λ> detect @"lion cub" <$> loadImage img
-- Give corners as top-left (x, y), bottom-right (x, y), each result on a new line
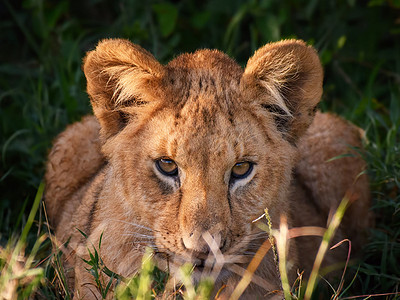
top-left (45, 39), bottom-right (372, 299)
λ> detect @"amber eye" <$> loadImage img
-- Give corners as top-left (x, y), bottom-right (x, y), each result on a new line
top-left (155, 158), bottom-right (178, 176)
top-left (231, 162), bottom-right (253, 179)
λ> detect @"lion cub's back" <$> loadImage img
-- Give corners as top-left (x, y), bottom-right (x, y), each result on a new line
top-left (45, 115), bottom-right (104, 230)
top-left (296, 112), bottom-right (373, 249)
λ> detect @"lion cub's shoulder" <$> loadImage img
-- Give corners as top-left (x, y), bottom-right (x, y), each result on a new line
top-left (45, 115), bottom-right (103, 228)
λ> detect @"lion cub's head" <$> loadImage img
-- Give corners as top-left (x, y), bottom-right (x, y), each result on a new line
top-left (83, 39), bottom-right (322, 277)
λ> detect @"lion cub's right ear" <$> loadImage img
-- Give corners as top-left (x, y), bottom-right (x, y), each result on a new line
top-left (83, 39), bottom-right (165, 139)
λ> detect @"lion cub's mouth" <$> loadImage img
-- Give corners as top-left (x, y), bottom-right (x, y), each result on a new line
top-left (186, 255), bottom-right (233, 284)
top-left (192, 252), bottom-right (216, 271)
top-left (154, 243), bottom-right (252, 286)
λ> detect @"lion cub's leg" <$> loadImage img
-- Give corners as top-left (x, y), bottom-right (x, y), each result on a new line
top-left (295, 112), bottom-right (373, 251)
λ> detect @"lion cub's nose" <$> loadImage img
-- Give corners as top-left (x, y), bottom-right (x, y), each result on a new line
top-left (182, 230), bottom-right (223, 254)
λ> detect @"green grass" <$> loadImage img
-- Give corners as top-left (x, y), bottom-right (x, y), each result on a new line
top-left (1, 0), bottom-right (399, 299)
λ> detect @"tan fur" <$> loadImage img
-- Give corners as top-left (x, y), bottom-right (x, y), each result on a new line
top-left (45, 39), bottom-right (372, 299)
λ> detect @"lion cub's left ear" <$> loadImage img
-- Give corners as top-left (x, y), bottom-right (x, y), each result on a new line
top-left (241, 40), bottom-right (323, 143)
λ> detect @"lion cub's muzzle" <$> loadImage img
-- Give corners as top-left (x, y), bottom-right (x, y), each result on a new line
top-left (181, 229), bottom-right (228, 275)
top-left (181, 225), bottom-right (228, 266)
top-left (182, 230), bottom-right (225, 252)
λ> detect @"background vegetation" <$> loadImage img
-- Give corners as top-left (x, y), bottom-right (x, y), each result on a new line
top-left (0, 0), bottom-right (399, 298)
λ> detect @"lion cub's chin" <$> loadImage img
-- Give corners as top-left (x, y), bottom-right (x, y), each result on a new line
top-left (154, 252), bottom-right (232, 284)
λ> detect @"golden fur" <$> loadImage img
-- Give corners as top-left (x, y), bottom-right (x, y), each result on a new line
top-left (45, 39), bottom-right (372, 299)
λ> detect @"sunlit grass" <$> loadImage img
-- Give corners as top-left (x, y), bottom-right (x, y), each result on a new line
top-left (0, 183), bottom-right (45, 299)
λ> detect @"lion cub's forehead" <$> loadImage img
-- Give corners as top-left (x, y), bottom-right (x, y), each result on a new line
top-left (148, 49), bottom-right (260, 166)
top-left (149, 104), bottom-right (260, 170)
top-left (164, 49), bottom-right (244, 112)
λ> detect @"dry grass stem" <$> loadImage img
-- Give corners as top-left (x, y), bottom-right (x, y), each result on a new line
top-left (304, 192), bottom-right (351, 300)
top-left (229, 239), bottom-right (273, 300)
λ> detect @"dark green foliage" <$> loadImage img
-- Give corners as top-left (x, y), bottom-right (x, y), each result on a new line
top-left (0, 0), bottom-right (399, 298)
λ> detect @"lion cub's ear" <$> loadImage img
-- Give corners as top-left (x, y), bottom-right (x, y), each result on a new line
top-left (241, 40), bottom-right (323, 143)
top-left (83, 39), bottom-right (165, 139)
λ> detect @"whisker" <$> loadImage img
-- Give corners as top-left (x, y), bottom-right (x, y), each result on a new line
top-left (126, 239), bottom-right (157, 244)
top-left (122, 233), bottom-right (155, 239)
top-left (126, 241), bottom-right (159, 250)
top-left (110, 219), bottom-right (155, 232)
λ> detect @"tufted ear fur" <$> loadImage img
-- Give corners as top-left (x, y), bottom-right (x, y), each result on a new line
top-left (241, 40), bottom-right (323, 144)
top-left (83, 39), bottom-right (165, 140)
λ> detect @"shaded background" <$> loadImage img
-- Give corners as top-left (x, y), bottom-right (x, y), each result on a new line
top-left (0, 0), bottom-right (399, 298)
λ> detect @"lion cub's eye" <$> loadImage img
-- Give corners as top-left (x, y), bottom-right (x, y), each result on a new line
top-left (155, 158), bottom-right (178, 176)
top-left (231, 162), bottom-right (253, 179)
